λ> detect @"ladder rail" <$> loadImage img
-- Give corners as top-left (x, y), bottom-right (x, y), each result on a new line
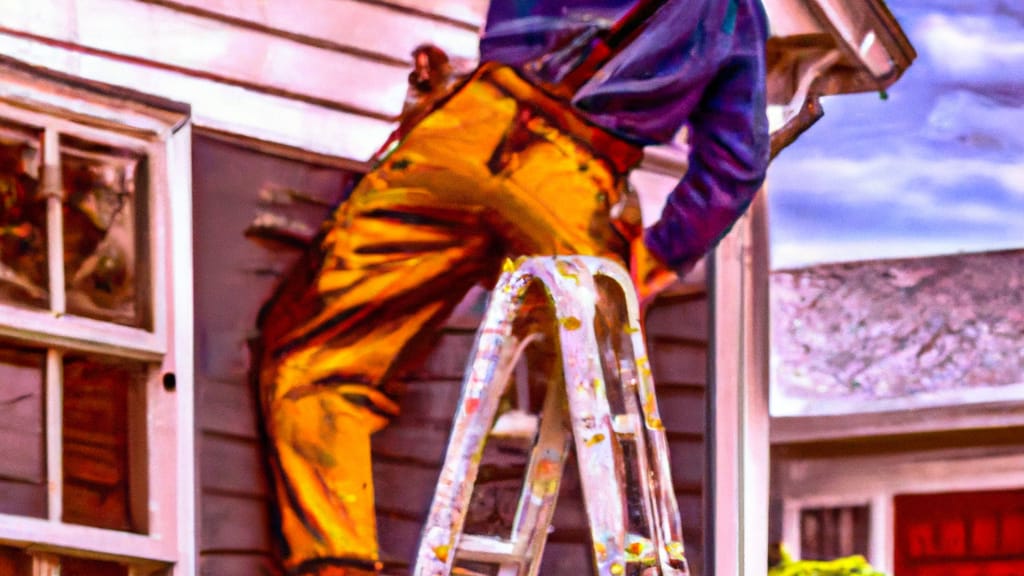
top-left (415, 257), bottom-right (629, 575)
top-left (414, 266), bottom-right (532, 576)
top-left (549, 258), bottom-right (630, 575)
top-left (509, 375), bottom-right (569, 576)
top-left (581, 257), bottom-right (688, 573)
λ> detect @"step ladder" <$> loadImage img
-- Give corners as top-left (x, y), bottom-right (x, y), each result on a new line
top-left (413, 256), bottom-right (690, 576)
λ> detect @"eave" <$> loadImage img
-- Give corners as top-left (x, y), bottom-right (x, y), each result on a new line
top-left (763, 0), bottom-right (916, 156)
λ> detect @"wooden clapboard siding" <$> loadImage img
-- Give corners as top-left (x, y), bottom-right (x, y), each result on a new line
top-left (0, 0), bottom-right (408, 120)
top-left (370, 0), bottom-right (491, 28)
top-left (373, 324), bottom-right (475, 570)
top-left (647, 291), bottom-right (711, 576)
top-left (147, 0), bottom-right (482, 63)
top-left (651, 291), bottom-right (710, 576)
top-left (0, 0), bottom-right (487, 161)
top-left (192, 134), bottom-right (357, 573)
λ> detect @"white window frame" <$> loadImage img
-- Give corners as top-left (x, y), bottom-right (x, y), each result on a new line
top-left (0, 64), bottom-right (194, 576)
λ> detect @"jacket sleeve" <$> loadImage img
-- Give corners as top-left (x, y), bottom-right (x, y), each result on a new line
top-left (643, 1), bottom-right (770, 274)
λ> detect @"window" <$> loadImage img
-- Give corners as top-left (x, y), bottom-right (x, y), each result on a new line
top-left (0, 64), bottom-right (192, 575)
top-left (799, 504), bottom-right (871, 561)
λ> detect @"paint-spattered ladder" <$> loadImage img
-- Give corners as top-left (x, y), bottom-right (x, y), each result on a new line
top-left (413, 256), bottom-right (690, 576)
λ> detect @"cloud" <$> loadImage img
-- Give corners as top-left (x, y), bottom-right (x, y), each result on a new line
top-left (769, 152), bottom-right (1024, 202)
top-left (925, 90), bottom-right (1024, 152)
top-left (767, 150), bottom-right (1024, 268)
top-left (915, 13), bottom-right (1024, 87)
top-left (771, 236), bottom-right (1024, 270)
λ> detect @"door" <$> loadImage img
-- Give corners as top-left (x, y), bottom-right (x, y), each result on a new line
top-left (895, 488), bottom-right (1024, 576)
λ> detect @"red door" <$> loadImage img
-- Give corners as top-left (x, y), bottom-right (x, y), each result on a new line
top-left (895, 488), bottom-right (1024, 576)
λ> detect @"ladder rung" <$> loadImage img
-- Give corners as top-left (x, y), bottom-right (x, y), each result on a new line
top-left (456, 535), bottom-right (520, 564)
top-left (489, 410), bottom-right (539, 442)
top-left (612, 413), bottom-right (639, 437)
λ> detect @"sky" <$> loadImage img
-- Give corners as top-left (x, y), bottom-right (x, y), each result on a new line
top-left (767, 0), bottom-right (1024, 270)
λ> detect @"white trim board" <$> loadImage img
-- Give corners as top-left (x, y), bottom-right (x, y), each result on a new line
top-left (772, 387), bottom-right (1024, 444)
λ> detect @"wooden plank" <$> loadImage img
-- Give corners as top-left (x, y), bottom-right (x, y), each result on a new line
top-left (197, 379), bottom-right (260, 439)
top-left (551, 494), bottom-right (588, 534)
top-left (1, 0), bottom-right (412, 120)
top-left (537, 541), bottom-right (592, 574)
top-left (648, 338), bottom-right (707, 386)
top-left (658, 387), bottom-right (706, 436)
top-left (677, 493), bottom-right (703, 529)
top-left (372, 0), bottom-right (490, 28)
top-left (373, 460), bottom-right (440, 519)
top-left (761, 0), bottom-right (823, 37)
top-left (669, 437), bottom-right (705, 489)
top-left (393, 379), bottom-right (460, 425)
top-left (415, 331), bottom-right (477, 381)
top-left (372, 424), bottom-right (450, 467)
top-left (376, 513), bottom-right (423, 567)
top-left (0, 33), bottom-right (393, 161)
top-left (198, 552), bottom-right (280, 576)
top-left (200, 493), bottom-right (273, 553)
top-left (162, 119), bottom-right (196, 576)
top-left (645, 295), bottom-right (709, 341)
top-left (149, 0), bottom-right (481, 63)
top-left (200, 434), bottom-right (268, 497)
top-left (773, 398), bottom-right (1024, 444)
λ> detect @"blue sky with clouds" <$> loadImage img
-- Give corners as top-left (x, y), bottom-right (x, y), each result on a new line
top-left (767, 0), bottom-right (1024, 269)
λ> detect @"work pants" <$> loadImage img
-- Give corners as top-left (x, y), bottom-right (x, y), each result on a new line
top-left (258, 63), bottom-right (642, 575)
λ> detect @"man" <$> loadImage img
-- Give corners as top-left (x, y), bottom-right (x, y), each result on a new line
top-left (257, 1), bottom-right (769, 574)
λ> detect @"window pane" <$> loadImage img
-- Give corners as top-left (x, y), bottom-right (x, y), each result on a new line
top-left (0, 343), bottom-right (47, 518)
top-left (0, 120), bottom-right (47, 308)
top-left (800, 505), bottom-right (870, 560)
top-left (60, 136), bottom-right (147, 328)
top-left (61, 555), bottom-right (129, 576)
top-left (0, 545), bottom-right (32, 575)
top-left (63, 353), bottom-right (147, 532)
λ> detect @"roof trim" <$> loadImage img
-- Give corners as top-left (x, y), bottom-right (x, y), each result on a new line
top-left (772, 393), bottom-right (1024, 444)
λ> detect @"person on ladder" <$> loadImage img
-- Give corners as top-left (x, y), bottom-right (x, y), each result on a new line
top-left (256, 0), bottom-right (770, 574)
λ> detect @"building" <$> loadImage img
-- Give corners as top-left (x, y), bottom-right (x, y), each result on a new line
top-left (0, 1), bottom-right (912, 574)
top-left (771, 249), bottom-right (1024, 575)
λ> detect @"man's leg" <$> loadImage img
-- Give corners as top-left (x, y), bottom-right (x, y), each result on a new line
top-left (260, 188), bottom-right (496, 574)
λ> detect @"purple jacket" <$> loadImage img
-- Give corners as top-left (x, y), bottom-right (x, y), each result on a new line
top-left (480, 0), bottom-right (770, 273)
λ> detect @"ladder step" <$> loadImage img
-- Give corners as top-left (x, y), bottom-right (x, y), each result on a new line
top-left (456, 535), bottom-right (520, 564)
top-left (489, 410), bottom-right (539, 442)
top-left (612, 413), bottom-right (640, 437)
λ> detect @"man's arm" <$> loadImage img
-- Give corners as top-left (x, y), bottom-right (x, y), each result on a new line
top-left (644, 0), bottom-right (770, 275)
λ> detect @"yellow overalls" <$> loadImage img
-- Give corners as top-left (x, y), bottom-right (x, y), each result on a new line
top-left (258, 63), bottom-right (642, 574)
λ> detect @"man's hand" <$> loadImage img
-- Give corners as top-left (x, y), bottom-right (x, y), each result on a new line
top-left (630, 236), bottom-right (677, 313)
